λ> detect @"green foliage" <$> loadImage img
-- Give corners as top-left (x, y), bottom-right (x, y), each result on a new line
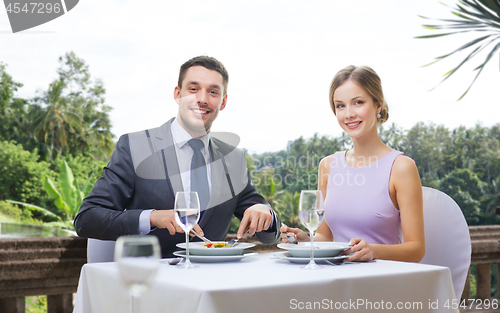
top-left (4, 159), bottom-right (96, 230)
top-left (278, 191), bottom-right (302, 229)
top-left (482, 174), bottom-right (500, 223)
top-left (0, 200), bottom-right (39, 224)
top-left (416, 0), bottom-right (500, 100)
top-left (48, 154), bottom-right (106, 194)
top-left (439, 168), bottom-right (484, 224)
top-left (0, 63), bottom-right (39, 154)
top-left (6, 200), bottom-right (61, 222)
top-left (26, 296), bottom-right (47, 313)
top-left (0, 53), bottom-right (113, 225)
top-left (0, 141), bottom-right (56, 208)
top-left (1, 52), bottom-right (114, 162)
top-left (30, 52), bottom-right (115, 161)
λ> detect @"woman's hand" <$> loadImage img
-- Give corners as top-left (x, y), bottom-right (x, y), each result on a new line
top-left (279, 224), bottom-right (309, 243)
top-left (344, 238), bottom-right (375, 262)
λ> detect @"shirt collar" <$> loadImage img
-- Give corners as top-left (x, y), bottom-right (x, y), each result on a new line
top-left (171, 118), bottom-right (210, 150)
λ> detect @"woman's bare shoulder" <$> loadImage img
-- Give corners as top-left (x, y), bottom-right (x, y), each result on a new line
top-left (392, 154), bottom-right (420, 183)
top-left (319, 154), bottom-right (335, 169)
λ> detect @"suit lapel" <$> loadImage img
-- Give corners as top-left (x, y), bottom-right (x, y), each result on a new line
top-left (152, 118), bottom-right (184, 195)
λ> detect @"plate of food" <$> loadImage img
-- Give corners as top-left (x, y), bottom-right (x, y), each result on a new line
top-left (274, 251), bottom-right (349, 265)
top-left (173, 250), bottom-right (257, 263)
top-left (176, 242), bottom-right (256, 256)
top-left (277, 241), bottom-right (350, 258)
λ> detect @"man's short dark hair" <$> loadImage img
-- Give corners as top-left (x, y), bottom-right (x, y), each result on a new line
top-left (178, 56), bottom-right (229, 95)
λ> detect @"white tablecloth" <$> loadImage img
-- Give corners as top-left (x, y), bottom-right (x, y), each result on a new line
top-left (73, 253), bottom-right (458, 313)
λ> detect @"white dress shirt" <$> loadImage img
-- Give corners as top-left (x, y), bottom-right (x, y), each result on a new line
top-left (139, 118), bottom-right (211, 235)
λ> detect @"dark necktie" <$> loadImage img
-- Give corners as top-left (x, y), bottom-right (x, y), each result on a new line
top-left (188, 139), bottom-right (210, 216)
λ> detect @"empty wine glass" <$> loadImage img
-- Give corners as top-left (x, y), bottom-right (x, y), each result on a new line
top-left (299, 190), bottom-right (325, 269)
top-left (114, 235), bottom-right (161, 313)
top-left (174, 191), bottom-right (200, 269)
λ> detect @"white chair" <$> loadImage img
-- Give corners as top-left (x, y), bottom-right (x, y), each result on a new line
top-left (419, 186), bottom-right (471, 300)
top-left (87, 238), bottom-right (116, 263)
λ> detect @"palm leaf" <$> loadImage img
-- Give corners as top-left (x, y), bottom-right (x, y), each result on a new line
top-left (5, 200), bottom-right (61, 220)
top-left (43, 176), bottom-right (69, 212)
top-left (418, 14), bottom-right (486, 24)
top-left (443, 35), bottom-right (499, 81)
top-left (431, 46), bottom-right (481, 85)
top-left (436, 34), bottom-right (492, 59)
top-left (417, 0), bottom-right (500, 99)
top-left (72, 179), bottom-right (85, 220)
top-left (478, 0), bottom-right (500, 14)
top-left (458, 41), bottom-right (500, 99)
top-left (415, 29), bottom-right (488, 39)
top-left (58, 160), bottom-right (77, 210)
top-left (465, 0), bottom-right (500, 22)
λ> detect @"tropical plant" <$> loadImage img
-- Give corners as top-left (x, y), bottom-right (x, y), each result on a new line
top-left (31, 80), bottom-right (81, 160)
top-left (255, 170), bottom-right (284, 206)
top-left (416, 0), bottom-right (500, 100)
top-left (19, 52), bottom-right (115, 161)
top-left (43, 160), bottom-right (94, 222)
top-left (6, 160), bottom-right (95, 229)
top-left (57, 52), bottom-right (114, 159)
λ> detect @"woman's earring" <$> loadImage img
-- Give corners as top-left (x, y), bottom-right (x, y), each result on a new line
top-left (377, 113), bottom-right (381, 119)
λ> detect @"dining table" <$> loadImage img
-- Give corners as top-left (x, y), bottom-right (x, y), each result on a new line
top-left (73, 252), bottom-right (459, 313)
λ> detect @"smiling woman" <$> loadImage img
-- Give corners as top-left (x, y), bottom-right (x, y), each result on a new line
top-left (280, 65), bottom-right (425, 263)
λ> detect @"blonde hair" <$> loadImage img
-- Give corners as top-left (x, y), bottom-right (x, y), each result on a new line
top-left (328, 65), bottom-right (389, 125)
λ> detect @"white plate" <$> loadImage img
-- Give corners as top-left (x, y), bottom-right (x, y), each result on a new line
top-left (274, 252), bottom-right (349, 265)
top-left (173, 250), bottom-right (258, 263)
top-left (176, 242), bottom-right (256, 256)
top-left (277, 241), bottom-right (350, 258)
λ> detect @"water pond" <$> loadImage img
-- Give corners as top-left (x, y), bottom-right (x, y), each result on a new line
top-left (0, 222), bottom-right (76, 238)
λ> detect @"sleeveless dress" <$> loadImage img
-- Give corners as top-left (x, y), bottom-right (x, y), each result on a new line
top-left (324, 150), bottom-right (404, 244)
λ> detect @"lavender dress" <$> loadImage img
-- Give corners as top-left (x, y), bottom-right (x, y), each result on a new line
top-left (324, 150), bottom-right (405, 244)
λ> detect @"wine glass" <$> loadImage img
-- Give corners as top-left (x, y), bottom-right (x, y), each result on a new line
top-left (174, 191), bottom-right (200, 269)
top-left (299, 190), bottom-right (325, 269)
top-left (114, 235), bottom-right (161, 313)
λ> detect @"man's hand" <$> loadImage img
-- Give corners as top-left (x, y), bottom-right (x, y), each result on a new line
top-left (237, 204), bottom-right (273, 239)
top-left (150, 210), bottom-right (203, 236)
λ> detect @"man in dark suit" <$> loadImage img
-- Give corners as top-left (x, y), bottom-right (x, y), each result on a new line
top-left (74, 56), bottom-right (281, 258)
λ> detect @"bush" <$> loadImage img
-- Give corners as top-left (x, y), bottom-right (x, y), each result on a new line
top-left (0, 141), bottom-right (56, 208)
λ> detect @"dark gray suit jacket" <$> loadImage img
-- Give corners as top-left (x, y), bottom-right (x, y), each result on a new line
top-left (74, 118), bottom-right (280, 258)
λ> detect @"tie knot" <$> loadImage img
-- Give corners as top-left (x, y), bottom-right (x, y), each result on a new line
top-left (188, 138), bottom-right (205, 151)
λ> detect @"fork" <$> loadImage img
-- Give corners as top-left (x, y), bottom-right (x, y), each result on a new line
top-left (281, 223), bottom-right (297, 244)
top-left (227, 229), bottom-right (250, 247)
top-left (227, 237), bottom-right (241, 247)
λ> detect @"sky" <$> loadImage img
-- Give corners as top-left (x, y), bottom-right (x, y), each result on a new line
top-left (1, 0), bottom-right (499, 155)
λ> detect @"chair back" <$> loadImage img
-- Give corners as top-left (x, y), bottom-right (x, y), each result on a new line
top-left (87, 238), bottom-right (116, 263)
top-left (420, 187), bottom-right (471, 300)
